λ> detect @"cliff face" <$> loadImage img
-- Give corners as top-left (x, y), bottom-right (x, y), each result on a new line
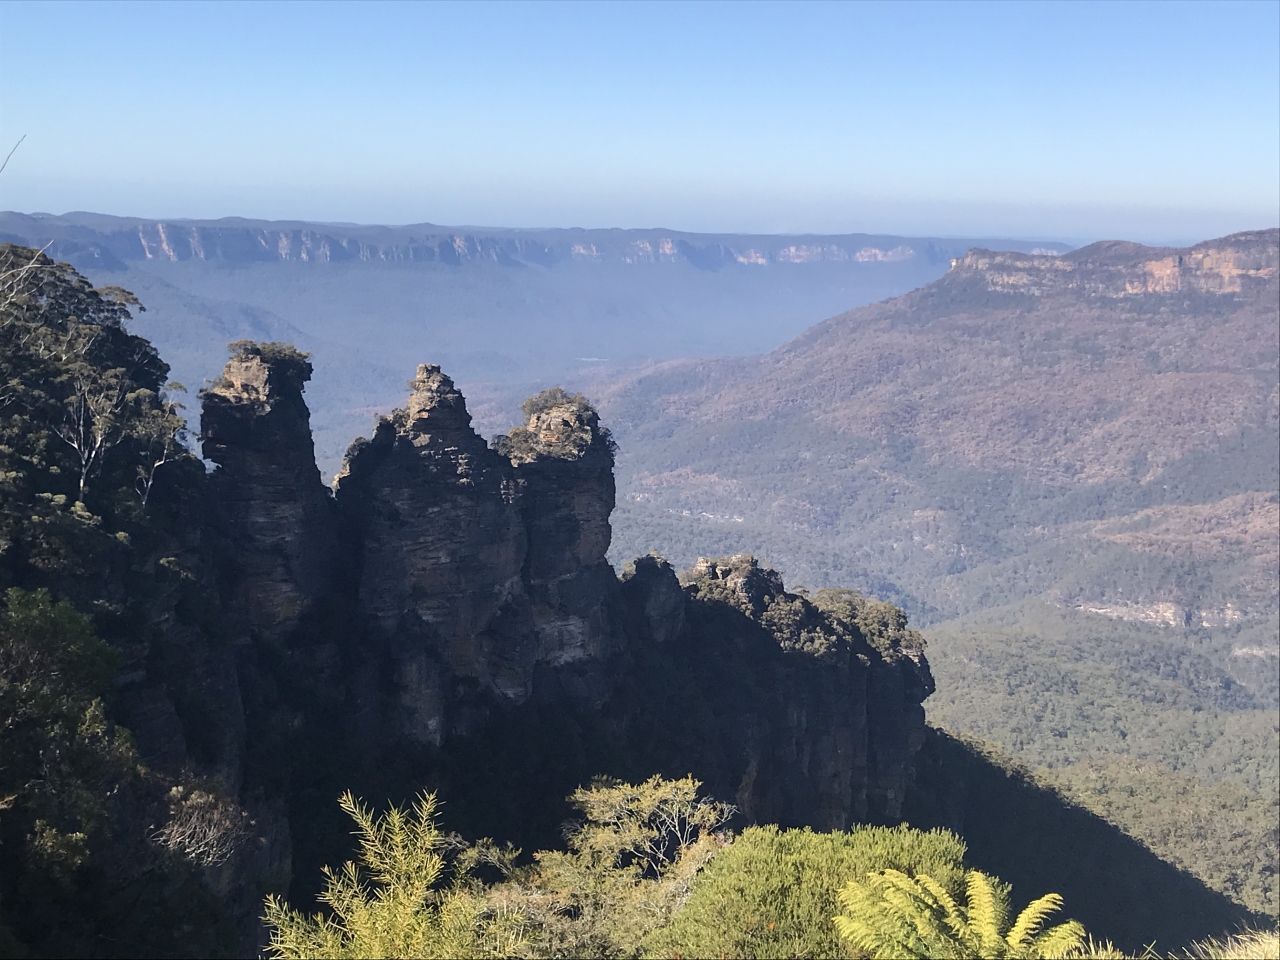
top-left (950, 230), bottom-right (1278, 298)
top-left (333, 364), bottom-right (532, 740)
top-left (0, 211), bottom-right (1073, 275)
top-left (180, 344), bottom-right (939, 948)
top-left (197, 346), bottom-right (934, 836)
top-left (200, 342), bottom-right (337, 641)
top-left (671, 556), bottom-right (932, 826)
top-left (498, 390), bottom-right (619, 669)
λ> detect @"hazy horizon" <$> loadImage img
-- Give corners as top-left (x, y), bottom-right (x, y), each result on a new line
top-left (5, 207), bottom-right (1270, 252)
top-left (2, 0), bottom-right (1277, 245)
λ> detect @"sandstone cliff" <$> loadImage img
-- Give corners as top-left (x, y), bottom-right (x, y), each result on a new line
top-left (194, 344), bottom-right (935, 844)
top-left (9, 339), bottom-right (933, 955)
top-left (201, 340), bottom-right (338, 641)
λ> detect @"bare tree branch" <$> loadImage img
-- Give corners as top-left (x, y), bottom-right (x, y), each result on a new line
top-left (0, 135), bottom-right (24, 176)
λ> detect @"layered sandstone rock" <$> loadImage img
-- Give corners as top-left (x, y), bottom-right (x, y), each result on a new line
top-left (495, 389), bottom-right (618, 666)
top-left (201, 341), bottom-right (337, 640)
top-left (199, 349), bottom-right (936, 831)
top-left (334, 365), bottom-right (533, 741)
top-left (951, 230), bottom-right (1279, 298)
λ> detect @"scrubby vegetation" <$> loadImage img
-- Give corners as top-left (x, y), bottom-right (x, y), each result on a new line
top-left (644, 821), bottom-right (966, 959)
top-left (266, 779), bottom-right (1275, 959)
top-left (495, 386), bottom-right (616, 463)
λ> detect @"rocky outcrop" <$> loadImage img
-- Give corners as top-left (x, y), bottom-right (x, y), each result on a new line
top-left (951, 229), bottom-right (1279, 298)
top-left (334, 364), bottom-right (532, 740)
top-left (674, 554), bottom-right (933, 825)
top-left (620, 554), bottom-right (686, 643)
top-left (496, 389), bottom-right (618, 667)
top-left (197, 348), bottom-right (936, 827)
top-left (201, 341), bottom-right (337, 641)
top-left (188, 345), bottom-right (938, 942)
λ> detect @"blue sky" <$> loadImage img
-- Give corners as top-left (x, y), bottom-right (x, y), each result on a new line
top-left (1, 0), bottom-right (1277, 242)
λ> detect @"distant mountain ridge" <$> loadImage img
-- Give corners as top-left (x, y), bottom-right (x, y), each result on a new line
top-left (600, 229), bottom-right (1279, 633)
top-left (0, 211), bottom-right (1068, 271)
top-left (0, 211), bottom-right (1073, 472)
top-left (595, 230), bottom-right (1280, 919)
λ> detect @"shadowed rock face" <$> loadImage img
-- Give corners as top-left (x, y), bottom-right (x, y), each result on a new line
top-left (674, 554), bottom-right (933, 825)
top-left (200, 342), bottom-right (337, 640)
top-left (497, 390), bottom-right (619, 666)
top-left (334, 364), bottom-right (532, 739)
top-left (199, 347), bottom-right (935, 830)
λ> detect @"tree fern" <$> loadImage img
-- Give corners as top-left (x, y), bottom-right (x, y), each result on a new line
top-left (834, 868), bottom-right (1087, 959)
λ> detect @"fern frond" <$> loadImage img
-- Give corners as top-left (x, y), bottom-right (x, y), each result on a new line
top-left (1030, 919), bottom-right (1086, 959)
top-left (1007, 892), bottom-right (1064, 948)
top-left (964, 870), bottom-right (1009, 954)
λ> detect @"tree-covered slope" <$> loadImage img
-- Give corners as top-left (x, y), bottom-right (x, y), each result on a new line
top-left (600, 231), bottom-right (1279, 631)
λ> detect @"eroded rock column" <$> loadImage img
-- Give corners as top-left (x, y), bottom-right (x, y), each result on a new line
top-left (201, 341), bottom-right (336, 641)
top-left (494, 389), bottom-right (618, 666)
top-left (334, 364), bottom-right (532, 742)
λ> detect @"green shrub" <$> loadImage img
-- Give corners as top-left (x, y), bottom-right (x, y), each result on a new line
top-left (263, 791), bottom-right (524, 960)
top-left (642, 823), bottom-right (967, 959)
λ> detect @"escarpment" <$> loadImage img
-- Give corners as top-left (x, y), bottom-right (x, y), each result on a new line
top-left (196, 343), bottom-right (934, 836)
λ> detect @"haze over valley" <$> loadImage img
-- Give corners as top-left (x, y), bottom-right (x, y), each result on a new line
top-left (1, 2), bottom-right (1276, 957)
top-left (0, 211), bottom-right (1071, 470)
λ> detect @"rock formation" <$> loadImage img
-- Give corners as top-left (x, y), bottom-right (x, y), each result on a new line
top-left (180, 343), bottom-right (940, 953)
top-left (333, 364), bottom-right (532, 740)
top-left (496, 389), bottom-right (619, 669)
top-left (200, 340), bottom-right (337, 641)
top-left (196, 346), bottom-right (934, 833)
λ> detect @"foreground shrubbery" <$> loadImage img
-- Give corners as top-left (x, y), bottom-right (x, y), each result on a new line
top-left (265, 778), bottom-right (1275, 960)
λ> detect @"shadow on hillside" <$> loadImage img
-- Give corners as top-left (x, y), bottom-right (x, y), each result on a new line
top-left (903, 726), bottom-right (1266, 953)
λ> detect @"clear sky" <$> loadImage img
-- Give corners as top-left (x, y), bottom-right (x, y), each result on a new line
top-left (1, 0), bottom-right (1277, 243)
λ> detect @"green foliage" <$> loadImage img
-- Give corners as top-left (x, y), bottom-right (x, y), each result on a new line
top-left (833, 868), bottom-right (1086, 959)
top-left (1048, 757), bottom-right (1278, 919)
top-left (1178, 929), bottom-right (1280, 959)
top-left (0, 587), bottom-right (125, 846)
top-left (680, 554), bottom-right (928, 664)
top-left (225, 339), bottom-right (314, 383)
top-left (0, 587), bottom-right (230, 957)
top-left (0, 243), bottom-right (182, 506)
top-left (0, 243), bottom-right (197, 602)
top-left (923, 601), bottom-right (1278, 920)
top-left (925, 602), bottom-right (1277, 785)
top-left (521, 387), bottom-right (586, 421)
top-left (497, 775), bottom-right (733, 958)
top-left (267, 776), bottom-right (731, 960)
top-left (263, 790), bottom-right (524, 960)
top-left (643, 823), bottom-right (968, 960)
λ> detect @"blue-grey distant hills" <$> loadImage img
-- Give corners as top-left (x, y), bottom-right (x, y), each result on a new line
top-left (0, 211), bottom-right (1070, 470)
